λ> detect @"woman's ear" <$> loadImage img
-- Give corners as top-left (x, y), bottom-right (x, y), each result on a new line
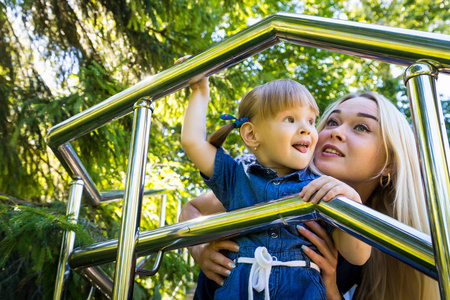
top-left (381, 162), bottom-right (395, 177)
top-left (240, 122), bottom-right (259, 149)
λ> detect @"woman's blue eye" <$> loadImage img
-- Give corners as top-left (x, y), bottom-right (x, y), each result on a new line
top-left (326, 119), bottom-right (338, 126)
top-left (355, 124), bottom-right (370, 132)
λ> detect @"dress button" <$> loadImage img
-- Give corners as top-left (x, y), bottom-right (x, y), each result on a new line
top-left (270, 232), bottom-right (278, 238)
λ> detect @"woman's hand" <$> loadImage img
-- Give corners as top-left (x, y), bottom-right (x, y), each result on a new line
top-left (298, 221), bottom-right (342, 300)
top-left (300, 175), bottom-right (361, 204)
top-left (188, 240), bottom-right (239, 286)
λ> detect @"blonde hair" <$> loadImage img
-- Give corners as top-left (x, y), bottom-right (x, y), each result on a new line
top-left (208, 79), bottom-right (318, 148)
top-left (315, 92), bottom-right (439, 300)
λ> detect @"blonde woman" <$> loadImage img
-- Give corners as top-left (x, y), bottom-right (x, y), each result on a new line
top-left (179, 91), bottom-right (439, 299)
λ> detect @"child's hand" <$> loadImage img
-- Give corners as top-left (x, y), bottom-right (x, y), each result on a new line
top-left (174, 55), bottom-right (209, 92)
top-left (299, 175), bottom-right (361, 204)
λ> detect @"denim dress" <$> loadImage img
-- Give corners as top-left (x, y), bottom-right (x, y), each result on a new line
top-left (202, 148), bottom-right (327, 300)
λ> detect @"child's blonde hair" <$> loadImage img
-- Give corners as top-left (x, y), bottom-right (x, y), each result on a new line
top-left (208, 79), bottom-right (318, 148)
top-left (315, 91), bottom-right (439, 300)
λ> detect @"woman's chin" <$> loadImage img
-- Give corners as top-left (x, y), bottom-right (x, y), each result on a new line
top-left (314, 160), bottom-right (342, 176)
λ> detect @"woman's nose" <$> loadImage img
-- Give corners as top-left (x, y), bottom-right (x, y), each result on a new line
top-left (331, 127), bottom-right (345, 141)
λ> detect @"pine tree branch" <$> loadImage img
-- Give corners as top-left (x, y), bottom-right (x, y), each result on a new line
top-left (0, 192), bottom-right (50, 207)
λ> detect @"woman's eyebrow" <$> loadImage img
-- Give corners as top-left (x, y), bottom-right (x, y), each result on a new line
top-left (330, 109), bottom-right (378, 122)
top-left (330, 109), bottom-right (341, 115)
top-left (357, 112), bottom-right (379, 122)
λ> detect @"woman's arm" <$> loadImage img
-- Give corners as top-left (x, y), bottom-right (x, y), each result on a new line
top-left (178, 191), bottom-right (239, 285)
top-left (300, 176), bottom-right (372, 266)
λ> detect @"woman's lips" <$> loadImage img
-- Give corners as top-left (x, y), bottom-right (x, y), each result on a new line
top-left (321, 144), bottom-right (344, 157)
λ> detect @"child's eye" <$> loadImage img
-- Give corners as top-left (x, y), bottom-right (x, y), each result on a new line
top-left (308, 119), bottom-right (315, 125)
top-left (283, 116), bottom-right (295, 123)
top-left (354, 124), bottom-right (370, 132)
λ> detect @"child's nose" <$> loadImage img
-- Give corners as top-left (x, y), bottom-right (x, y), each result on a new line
top-left (299, 127), bottom-right (310, 135)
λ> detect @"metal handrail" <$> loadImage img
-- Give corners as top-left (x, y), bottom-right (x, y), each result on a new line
top-left (47, 13), bottom-right (450, 149)
top-left (68, 195), bottom-right (437, 279)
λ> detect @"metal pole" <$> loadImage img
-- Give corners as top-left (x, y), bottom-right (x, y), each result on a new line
top-left (135, 193), bottom-right (167, 271)
top-left (54, 178), bottom-right (84, 299)
top-left (80, 267), bottom-right (113, 298)
top-left (159, 194), bottom-right (167, 227)
top-left (112, 98), bottom-right (153, 299)
top-left (69, 196), bottom-right (437, 278)
top-left (404, 60), bottom-right (450, 299)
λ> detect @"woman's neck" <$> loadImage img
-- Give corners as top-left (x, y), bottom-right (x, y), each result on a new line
top-left (348, 179), bottom-right (380, 205)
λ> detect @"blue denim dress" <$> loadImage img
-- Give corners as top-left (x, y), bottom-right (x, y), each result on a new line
top-left (202, 148), bottom-right (327, 300)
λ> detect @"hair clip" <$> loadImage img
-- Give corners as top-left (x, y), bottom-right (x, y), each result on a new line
top-left (220, 114), bottom-right (249, 128)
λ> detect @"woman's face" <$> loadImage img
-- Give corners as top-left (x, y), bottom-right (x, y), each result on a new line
top-left (314, 97), bottom-right (387, 198)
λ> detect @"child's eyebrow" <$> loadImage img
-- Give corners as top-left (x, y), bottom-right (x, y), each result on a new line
top-left (330, 109), bottom-right (378, 122)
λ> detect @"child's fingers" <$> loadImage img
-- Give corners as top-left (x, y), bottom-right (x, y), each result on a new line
top-left (300, 177), bottom-right (325, 201)
top-left (309, 181), bottom-right (340, 203)
top-left (174, 55), bottom-right (192, 65)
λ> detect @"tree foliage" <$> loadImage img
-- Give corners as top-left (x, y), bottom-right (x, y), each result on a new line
top-left (1, 0), bottom-right (449, 298)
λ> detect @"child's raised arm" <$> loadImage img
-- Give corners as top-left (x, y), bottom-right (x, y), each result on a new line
top-left (300, 176), bottom-right (372, 266)
top-left (178, 56), bottom-right (217, 178)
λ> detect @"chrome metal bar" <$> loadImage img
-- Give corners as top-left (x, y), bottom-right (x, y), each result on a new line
top-left (135, 250), bottom-right (163, 276)
top-left (100, 189), bottom-right (165, 203)
top-left (136, 193), bottom-right (167, 271)
top-left (59, 143), bottom-right (165, 205)
top-left (69, 195), bottom-right (437, 279)
top-left (113, 98), bottom-right (153, 299)
top-left (46, 13), bottom-right (450, 152)
top-left (80, 267), bottom-right (113, 299)
top-left (87, 286), bottom-right (95, 300)
top-left (405, 61), bottom-right (450, 298)
top-left (59, 143), bottom-right (102, 204)
top-left (54, 178), bottom-right (84, 300)
top-left (159, 193), bottom-right (167, 227)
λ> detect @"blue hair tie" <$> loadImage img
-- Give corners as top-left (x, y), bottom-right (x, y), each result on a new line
top-left (220, 114), bottom-right (249, 128)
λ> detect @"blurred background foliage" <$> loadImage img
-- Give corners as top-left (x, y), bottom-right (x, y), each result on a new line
top-left (1, 0), bottom-right (449, 298)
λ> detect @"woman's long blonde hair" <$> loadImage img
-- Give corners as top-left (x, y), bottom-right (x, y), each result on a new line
top-left (316, 92), bottom-right (439, 300)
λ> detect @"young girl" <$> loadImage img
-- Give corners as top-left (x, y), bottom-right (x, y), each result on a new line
top-left (181, 72), bottom-right (371, 299)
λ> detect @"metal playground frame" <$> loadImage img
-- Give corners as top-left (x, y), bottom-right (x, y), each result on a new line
top-left (47, 13), bottom-right (450, 299)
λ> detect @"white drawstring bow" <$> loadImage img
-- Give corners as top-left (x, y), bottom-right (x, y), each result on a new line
top-left (237, 246), bottom-right (320, 300)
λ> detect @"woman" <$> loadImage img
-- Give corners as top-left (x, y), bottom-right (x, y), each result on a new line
top-left (179, 92), bottom-right (439, 299)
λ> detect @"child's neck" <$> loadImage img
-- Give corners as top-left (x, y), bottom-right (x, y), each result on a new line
top-left (255, 156), bottom-right (300, 178)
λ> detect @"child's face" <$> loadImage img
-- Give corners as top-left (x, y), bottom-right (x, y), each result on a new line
top-left (252, 105), bottom-right (318, 177)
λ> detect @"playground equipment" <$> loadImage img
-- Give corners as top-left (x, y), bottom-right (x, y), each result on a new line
top-left (47, 13), bottom-right (450, 299)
